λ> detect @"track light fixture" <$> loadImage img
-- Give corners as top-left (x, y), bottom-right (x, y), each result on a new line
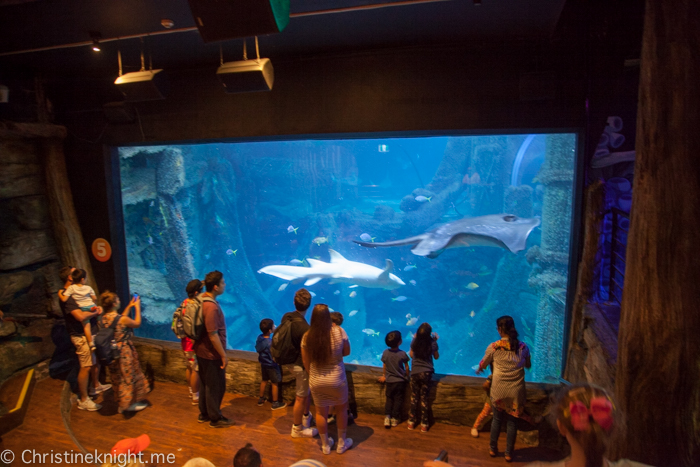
top-left (90, 31), bottom-right (102, 52)
top-left (114, 37), bottom-right (168, 101)
top-left (217, 37), bottom-right (274, 93)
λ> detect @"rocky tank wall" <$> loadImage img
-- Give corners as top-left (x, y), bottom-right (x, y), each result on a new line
top-left (0, 122), bottom-right (95, 384)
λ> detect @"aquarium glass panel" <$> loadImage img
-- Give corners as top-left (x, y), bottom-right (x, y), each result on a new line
top-left (118, 134), bottom-right (577, 382)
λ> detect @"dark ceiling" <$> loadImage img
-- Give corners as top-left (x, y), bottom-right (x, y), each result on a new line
top-left (0, 0), bottom-right (568, 77)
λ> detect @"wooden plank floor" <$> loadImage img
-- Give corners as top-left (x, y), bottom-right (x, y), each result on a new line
top-left (1, 378), bottom-right (563, 466)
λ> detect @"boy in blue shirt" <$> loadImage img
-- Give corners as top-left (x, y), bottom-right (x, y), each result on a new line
top-left (378, 330), bottom-right (410, 428)
top-left (255, 319), bottom-right (286, 410)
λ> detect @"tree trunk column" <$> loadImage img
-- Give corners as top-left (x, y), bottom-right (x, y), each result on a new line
top-left (41, 133), bottom-right (99, 293)
top-left (613, 2), bottom-right (700, 466)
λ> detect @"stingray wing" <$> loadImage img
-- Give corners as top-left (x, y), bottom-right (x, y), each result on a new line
top-left (434, 214), bottom-right (540, 254)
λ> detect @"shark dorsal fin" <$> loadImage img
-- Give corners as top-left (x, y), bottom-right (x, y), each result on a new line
top-left (378, 259), bottom-right (394, 281)
top-left (306, 258), bottom-right (324, 267)
top-left (328, 249), bottom-right (348, 263)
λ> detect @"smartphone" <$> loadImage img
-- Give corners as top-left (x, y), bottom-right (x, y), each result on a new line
top-left (133, 293), bottom-right (139, 299)
top-left (435, 450), bottom-right (448, 462)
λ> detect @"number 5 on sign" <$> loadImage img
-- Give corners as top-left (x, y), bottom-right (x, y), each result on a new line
top-left (92, 238), bottom-right (112, 262)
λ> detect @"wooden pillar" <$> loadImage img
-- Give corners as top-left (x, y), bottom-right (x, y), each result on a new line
top-left (36, 125), bottom-right (98, 293)
top-left (612, 2), bottom-right (700, 465)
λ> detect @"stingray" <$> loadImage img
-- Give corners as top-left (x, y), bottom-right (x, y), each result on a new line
top-left (354, 214), bottom-right (541, 258)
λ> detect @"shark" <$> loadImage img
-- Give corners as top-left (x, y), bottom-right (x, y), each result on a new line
top-left (257, 249), bottom-right (405, 290)
top-left (354, 214), bottom-right (541, 258)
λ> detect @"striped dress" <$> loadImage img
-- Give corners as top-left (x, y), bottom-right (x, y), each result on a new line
top-left (302, 326), bottom-right (349, 407)
top-left (480, 337), bottom-right (530, 417)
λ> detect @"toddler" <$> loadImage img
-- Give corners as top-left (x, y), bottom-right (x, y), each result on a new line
top-left (255, 318), bottom-right (285, 410)
top-left (63, 269), bottom-right (99, 351)
top-left (378, 330), bottom-right (410, 428)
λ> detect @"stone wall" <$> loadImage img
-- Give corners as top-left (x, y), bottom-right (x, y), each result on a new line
top-left (132, 337), bottom-right (563, 449)
top-left (0, 127), bottom-right (64, 382)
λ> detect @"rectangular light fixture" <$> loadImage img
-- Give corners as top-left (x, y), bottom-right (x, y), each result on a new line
top-left (114, 69), bottom-right (168, 101)
top-left (217, 58), bottom-right (274, 93)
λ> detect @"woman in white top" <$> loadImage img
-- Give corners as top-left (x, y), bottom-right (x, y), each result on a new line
top-left (301, 304), bottom-right (352, 455)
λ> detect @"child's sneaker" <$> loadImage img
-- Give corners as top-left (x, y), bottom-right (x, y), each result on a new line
top-left (384, 416), bottom-right (391, 429)
top-left (302, 412), bottom-right (314, 428)
top-left (291, 424), bottom-right (318, 438)
top-left (471, 427), bottom-right (479, 438)
top-left (257, 397), bottom-right (266, 406)
top-left (271, 401), bottom-right (286, 411)
top-left (407, 420), bottom-right (416, 430)
top-left (326, 414), bottom-right (336, 424)
top-left (321, 437), bottom-right (334, 455)
top-left (390, 418), bottom-right (399, 427)
top-left (77, 398), bottom-right (101, 411)
top-left (336, 438), bottom-right (353, 454)
top-left (192, 392), bottom-right (199, 405)
top-left (420, 424), bottom-right (429, 433)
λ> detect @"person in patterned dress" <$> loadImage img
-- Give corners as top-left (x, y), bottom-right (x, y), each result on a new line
top-left (477, 315), bottom-right (530, 462)
top-left (99, 291), bottom-right (151, 414)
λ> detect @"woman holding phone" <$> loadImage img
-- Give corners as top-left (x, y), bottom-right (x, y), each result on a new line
top-left (99, 291), bottom-right (151, 414)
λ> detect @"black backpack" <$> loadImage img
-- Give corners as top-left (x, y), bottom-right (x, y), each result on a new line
top-left (271, 313), bottom-right (303, 365)
top-left (94, 314), bottom-right (123, 366)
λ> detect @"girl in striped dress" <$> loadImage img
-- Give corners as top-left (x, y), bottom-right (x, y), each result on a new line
top-left (477, 315), bottom-right (530, 462)
top-left (301, 304), bottom-right (353, 455)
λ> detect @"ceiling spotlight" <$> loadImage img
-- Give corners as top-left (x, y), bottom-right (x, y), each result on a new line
top-left (217, 37), bottom-right (274, 93)
top-left (90, 31), bottom-right (102, 52)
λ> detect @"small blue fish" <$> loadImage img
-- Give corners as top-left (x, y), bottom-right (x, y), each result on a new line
top-left (147, 235), bottom-right (154, 245)
top-left (415, 195), bottom-right (432, 203)
top-left (406, 317), bottom-right (419, 326)
top-left (287, 225), bottom-right (299, 234)
top-left (349, 310), bottom-right (359, 316)
top-left (359, 233), bottom-right (376, 242)
top-left (149, 200), bottom-right (155, 207)
top-left (391, 296), bottom-right (408, 302)
top-left (362, 328), bottom-right (380, 337)
top-left (226, 249), bottom-right (237, 256)
top-left (309, 291), bottom-right (316, 297)
top-left (349, 291), bottom-right (357, 298)
top-left (334, 290), bottom-right (340, 295)
top-left (290, 259), bottom-right (304, 266)
top-left (409, 280), bottom-right (416, 286)
top-left (278, 283), bottom-right (288, 292)
top-left (403, 265), bottom-right (417, 271)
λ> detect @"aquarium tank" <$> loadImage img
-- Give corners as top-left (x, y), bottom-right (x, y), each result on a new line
top-left (117, 133), bottom-right (577, 382)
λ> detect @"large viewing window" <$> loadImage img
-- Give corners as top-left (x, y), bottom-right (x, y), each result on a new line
top-left (117, 133), bottom-right (577, 381)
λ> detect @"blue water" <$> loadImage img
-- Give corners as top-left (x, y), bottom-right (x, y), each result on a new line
top-left (118, 134), bottom-right (576, 381)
